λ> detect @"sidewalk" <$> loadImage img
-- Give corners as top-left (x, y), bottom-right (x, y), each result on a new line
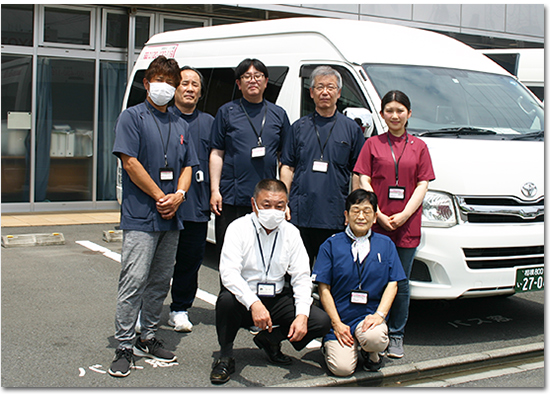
top-left (1, 211), bottom-right (120, 228)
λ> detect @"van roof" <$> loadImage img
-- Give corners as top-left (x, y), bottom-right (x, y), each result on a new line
top-left (146, 17), bottom-right (507, 75)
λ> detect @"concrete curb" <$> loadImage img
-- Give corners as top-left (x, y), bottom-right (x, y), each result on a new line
top-left (269, 342), bottom-right (544, 387)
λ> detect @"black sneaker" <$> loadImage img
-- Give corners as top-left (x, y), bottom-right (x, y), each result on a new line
top-left (133, 337), bottom-right (177, 362)
top-left (361, 350), bottom-right (384, 372)
top-left (108, 347), bottom-right (134, 377)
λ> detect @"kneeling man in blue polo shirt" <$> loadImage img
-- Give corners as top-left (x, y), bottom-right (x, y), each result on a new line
top-left (109, 55), bottom-right (198, 377)
top-left (312, 189), bottom-right (406, 376)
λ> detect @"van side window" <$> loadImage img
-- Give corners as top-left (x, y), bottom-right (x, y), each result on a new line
top-left (300, 64), bottom-right (374, 133)
top-left (126, 66), bottom-right (289, 117)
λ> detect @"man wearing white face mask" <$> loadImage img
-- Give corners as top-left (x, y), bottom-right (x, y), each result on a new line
top-left (210, 179), bottom-right (331, 384)
top-left (110, 56), bottom-right (198, 378)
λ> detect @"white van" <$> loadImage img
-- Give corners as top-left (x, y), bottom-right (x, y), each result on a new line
top-left (117, 18), bottom-right (544, 300)
top-left (480, 48), bottom-right (544, 101)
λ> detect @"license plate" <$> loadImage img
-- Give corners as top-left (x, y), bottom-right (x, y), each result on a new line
top-left (515, 267), bottom-right (544, 293)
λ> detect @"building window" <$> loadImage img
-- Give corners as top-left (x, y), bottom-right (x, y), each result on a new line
top-left (161, 16), bottom-right (206, 33)
top-left (104, 11), bottom-right (129, 49)
top-left (135, 15), bottom-right (153, 50)
top-left (1, 4), bottom-right (34, 47)
top-left (42, 6), bottom-right (93, 47)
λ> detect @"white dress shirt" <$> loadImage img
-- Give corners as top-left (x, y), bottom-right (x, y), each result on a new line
top-left (219, 212), bottom-right (313, 317)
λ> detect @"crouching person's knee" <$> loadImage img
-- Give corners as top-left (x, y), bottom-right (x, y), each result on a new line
top-left (323, 340), bottom-right (357, 377)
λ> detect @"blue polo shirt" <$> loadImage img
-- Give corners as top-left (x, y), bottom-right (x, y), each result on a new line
top-left (280, 111), bottom-right (365, 230)
top-left (169, 106), bottom-right (214, 223)
top-left (312, 231), bottom-right (406, 342)
top-left (113, 100), bottom-right (199, 232)
top-left (210, 97), bottom-right (291, 207)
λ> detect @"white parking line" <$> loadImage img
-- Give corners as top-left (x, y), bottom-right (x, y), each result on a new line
top-left (77, 240), bottom-right (322, 348)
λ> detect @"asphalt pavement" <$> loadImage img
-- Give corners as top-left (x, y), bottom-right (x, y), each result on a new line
top-left (0, 214), bottom-right (545, 393)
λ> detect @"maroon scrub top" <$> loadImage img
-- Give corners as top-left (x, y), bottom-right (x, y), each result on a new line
top-left (354, 131), bottom-right (435, 248)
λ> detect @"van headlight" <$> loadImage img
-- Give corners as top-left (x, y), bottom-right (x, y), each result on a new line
top-left (422, 191), bottom-right (458, 227)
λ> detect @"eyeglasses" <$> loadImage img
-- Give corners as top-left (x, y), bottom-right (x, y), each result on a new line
top-left (241, 73), bottom-right (265, 82)
top-left (313, 84), bottom-right (339, 92)
top-left (349, 208), bottom-right (374, 217)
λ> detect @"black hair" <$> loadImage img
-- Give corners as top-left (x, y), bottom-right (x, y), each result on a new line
top-left (253, 179), bottom-right (288, 199)
top-left (345, 189), bottom-right (378, 213)
top-left (381, 90), bottom-right (411, 112)
top-left (144, 55), bottom-right (181, 87)
top-left (235, 58), bottom-right (269, 81)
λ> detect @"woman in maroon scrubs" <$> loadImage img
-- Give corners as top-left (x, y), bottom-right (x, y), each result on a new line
top-left (353, 90), bottom-right (435, 359)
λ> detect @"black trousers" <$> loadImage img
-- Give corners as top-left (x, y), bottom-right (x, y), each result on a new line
top-left (215, 204), bottom-right (252, 257)
top-left (298, 227), bottom-right (342, 269)
top-left (215, 285), bottom-right (331, 352)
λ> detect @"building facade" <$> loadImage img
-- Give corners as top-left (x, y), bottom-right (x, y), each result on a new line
top-left (1, 4), bottom-right (544, 213)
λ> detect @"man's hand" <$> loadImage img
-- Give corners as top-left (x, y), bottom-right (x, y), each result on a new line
top-left (360, 313), bottom-right (384, 332)
top-left (250, 301), bottom-right (273, 332)
top-left (333, 321), bottom-right (354, 347)
top-left (287, 315), bottom-right (308, 342)
top-left (156, 192), bottom-right (184, 220)
top-left (210, 190), bottom-right (223, 216)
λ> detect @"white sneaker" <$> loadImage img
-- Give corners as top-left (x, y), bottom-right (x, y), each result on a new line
top-left (168, 311), bottom-right (193, 332)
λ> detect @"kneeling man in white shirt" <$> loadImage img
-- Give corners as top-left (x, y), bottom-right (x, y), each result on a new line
top-left (210, 178), bottom-right (331, 384)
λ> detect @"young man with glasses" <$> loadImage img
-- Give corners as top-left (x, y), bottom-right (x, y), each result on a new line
top-left (209, 58), bottom-right (291, 254)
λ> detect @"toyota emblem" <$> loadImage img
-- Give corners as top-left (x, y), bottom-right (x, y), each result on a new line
top-left (521, 182), bottom-right (537, 198)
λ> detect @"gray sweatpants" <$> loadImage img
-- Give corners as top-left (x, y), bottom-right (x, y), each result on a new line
top-left (114, 229), bottom-right (179, 349)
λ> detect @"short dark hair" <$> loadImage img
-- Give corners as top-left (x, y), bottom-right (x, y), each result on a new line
top-left (253, 179), bottom-right (288, 199)
top-left (381, 90), bottom-right (411, 112)
top-left (345, 189), bottom-right (378, 213)
top-left (144, 55), bottom-right (181, 87)
top-left (235, 58), bottom-right (269, 81)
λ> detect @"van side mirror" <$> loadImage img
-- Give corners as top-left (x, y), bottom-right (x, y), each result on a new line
top-left (343, 107), bottom-right (374, 137)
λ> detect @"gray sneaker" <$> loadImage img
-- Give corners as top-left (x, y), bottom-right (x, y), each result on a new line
top-left (387, 336), bottom-right (404, 358)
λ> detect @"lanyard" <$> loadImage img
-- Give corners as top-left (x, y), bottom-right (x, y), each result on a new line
top-left (240, 99), bottom-right (267, 146)
top-left (355, 258), bottom-right (367, 291)
top-left (255, 227), bottom-right (279, 281)
top-left (146, 102), bottom-right (172, 167)
top-left (313, 113), bottom-right (338, 161)
top-left (387, 132), bottom-right (408, 185)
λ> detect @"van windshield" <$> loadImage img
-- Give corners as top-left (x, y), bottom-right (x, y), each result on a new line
top-left (363, 64), bottom-right (544, 139)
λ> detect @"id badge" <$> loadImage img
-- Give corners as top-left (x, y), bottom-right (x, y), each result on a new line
top-left (312, 159), bottom-right (329, 173)
top-left (257, 282), bottom-right (276, 297)
top-left (159, 167), bottom-right (174, 181)
top-left (388, 186), bottom-right (406, 200)
top-left (350, 290), bottom-right (368, 305)
top-left (251, 146), bottom-right (266, 158)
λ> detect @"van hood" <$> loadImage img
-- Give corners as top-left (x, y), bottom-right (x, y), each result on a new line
top-left (421, 137), bottom-right (544, 201)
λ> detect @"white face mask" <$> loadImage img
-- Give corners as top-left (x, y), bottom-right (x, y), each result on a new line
top-left (254, 199), bottom-right (286, 230)
top-left (148, 82), bottom-right (176, 106)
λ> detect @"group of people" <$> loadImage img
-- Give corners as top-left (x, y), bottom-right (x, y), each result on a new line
top-left (109, 55), bottom-right (435, 383)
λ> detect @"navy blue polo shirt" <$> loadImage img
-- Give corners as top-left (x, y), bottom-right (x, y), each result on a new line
top-left (113, 100), bottom-right (199, 232)
top-left (280, 111), bottom-right (365, 230)
top-left (169, 106), bottom-right (214, 223)
top-left (210, 97), bottom-right (291, 207)
top-left (312, 231), bottom-right (406, 342)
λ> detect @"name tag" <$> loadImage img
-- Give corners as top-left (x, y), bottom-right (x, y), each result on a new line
top-left (312, 159), bottom-right (329, 173)
top-left (159, 168), bottom-right (174, 181)
top-left (350, 290), bottom-right (368, 304)
top-left (251, 146), bottom-right (266, 158)
top-left (388, 186), bottom-right (406, 200)
top-left (257, 282), bottom-right (276, 297)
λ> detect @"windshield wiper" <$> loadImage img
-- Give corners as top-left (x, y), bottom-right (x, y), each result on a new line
top-left (510, 130), bottom-right (545, 141)
top-left (417, 127), bottom-right (497, 137)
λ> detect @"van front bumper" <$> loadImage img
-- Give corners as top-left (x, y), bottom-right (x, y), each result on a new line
top-left (410, 222), bottom-right (544, 300)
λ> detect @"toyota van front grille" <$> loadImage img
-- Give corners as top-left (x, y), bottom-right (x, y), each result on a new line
top-left (457, 196), bottom-right (544, 223)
